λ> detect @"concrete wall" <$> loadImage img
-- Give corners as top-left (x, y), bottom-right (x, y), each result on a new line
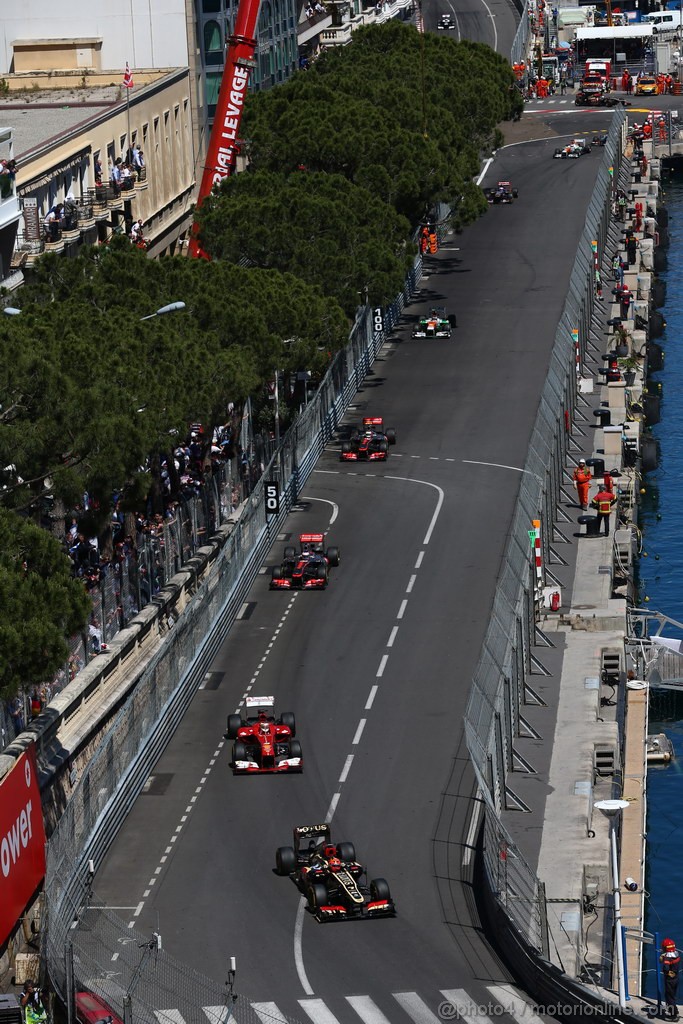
top-left (0, 1), bottom-right (189, 75)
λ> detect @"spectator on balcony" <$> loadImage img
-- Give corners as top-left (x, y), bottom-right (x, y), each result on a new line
top-left (133, 145), bottom-right (145, 177)
top-left (130, 218), bottom-right (145, 245)
top-left (110, 157), bottom-right (123, 194)
top-left (63, 193), bottom-right (78, 230)
top-left (43, 203), bottom-right (64, 241)
top-left (121, 162), bottom-right (135, 190)
top-left (94, 155), bottom-right (103, 185)
top-left (0, 159), bottom-right (15, 198)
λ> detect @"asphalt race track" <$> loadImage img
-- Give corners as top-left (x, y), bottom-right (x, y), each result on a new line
top-left (93, 123), bottom-right (607, 1023)
top-left (426, 0), bottom-right (518, 52)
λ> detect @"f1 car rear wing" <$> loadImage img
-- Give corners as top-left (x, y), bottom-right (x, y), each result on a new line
top-left (293, 822), bottom-right (330, 849)
top-left (362, 417), bottom-right (384, 427)
top-left (245, 695), bottom-right (275, 710)
top-left (299, 533), bottom-right (325, 544)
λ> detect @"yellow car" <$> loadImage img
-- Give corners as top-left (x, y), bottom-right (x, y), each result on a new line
top-left (636, 75), bottom-right (658, 95)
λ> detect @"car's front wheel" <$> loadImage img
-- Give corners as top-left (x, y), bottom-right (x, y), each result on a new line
top-left (370, 878), bottom-right (391, 901)
top-left (308, 882), bottom-right (329, 910)
top-left (276, 846), bottom-right (297, 875)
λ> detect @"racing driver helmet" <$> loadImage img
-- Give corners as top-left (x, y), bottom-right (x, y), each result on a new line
top-left (259, 719), bottom-right (270, 736)
top-left (327, 857), bottom-right (342, 873)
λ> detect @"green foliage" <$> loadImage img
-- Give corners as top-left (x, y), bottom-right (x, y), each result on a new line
top-left (197, 170), bottom-right (413, 315)
top-left (0, 242), bottom-right (348, 524)
top-left (0, 509), bottom-right (91, 700)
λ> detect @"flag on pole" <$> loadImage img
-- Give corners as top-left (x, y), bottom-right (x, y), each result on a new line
top-left (123, 62), bottom-right (134, 89)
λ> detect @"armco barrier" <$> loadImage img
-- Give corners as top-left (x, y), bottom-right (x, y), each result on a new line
top-left (40, 254), bottom-right (423, 1024)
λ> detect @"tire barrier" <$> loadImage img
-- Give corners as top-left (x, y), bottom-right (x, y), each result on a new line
top-left (657, 204), bottom-right (669, 228)
top-left (657, 226), bottom-right (670, 249)
top-left (654, 247), bottom-right (668, 273)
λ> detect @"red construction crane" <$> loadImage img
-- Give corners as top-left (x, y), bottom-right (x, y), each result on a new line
top-left (188, 0), bottom-right (261, 257)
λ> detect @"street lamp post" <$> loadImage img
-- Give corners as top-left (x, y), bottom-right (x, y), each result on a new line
top-left (139, 301), bottom-right (186, 321)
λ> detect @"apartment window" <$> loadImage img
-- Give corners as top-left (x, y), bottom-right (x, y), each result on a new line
top-left (206, 71), bottom-right (222, 117)
top-left (204, 20), bottom-right (223, 64)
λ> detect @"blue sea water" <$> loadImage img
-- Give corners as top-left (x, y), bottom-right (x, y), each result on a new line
top-left (639, 172), bottom-right (683, 996)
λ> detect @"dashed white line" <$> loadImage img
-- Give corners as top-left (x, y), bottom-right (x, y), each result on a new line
top-left (407, 575), bottom-right (417, 593)
top-left (111, 953), bottom-right (119, 961)
top-left (415, 551), bottom-right (424, 569)
top-left (377, 655), bottom-right (388, 677)
top-left (352, 719), bottom-right (367, 744)
top-left (339, 754), bottom-right (354, 783)
top-left (133, 901), bottom-right (144, 917)
top-left (398, 599), bottom-right (408, 619)
top-left (365, 685), bottom-right (378, 710)
top-left (387, 626), bottom-right (398, 648)
top-left (325, 792), bottom-right (340, 823)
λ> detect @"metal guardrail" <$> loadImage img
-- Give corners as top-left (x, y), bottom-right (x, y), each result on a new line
top-left (464, 110), bottom-right (627, 952)
top-left (43, 253), bottom-right (423, 1024)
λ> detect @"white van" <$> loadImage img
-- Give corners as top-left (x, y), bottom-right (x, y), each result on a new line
top-left (643, 11), bottom-right (681, 30)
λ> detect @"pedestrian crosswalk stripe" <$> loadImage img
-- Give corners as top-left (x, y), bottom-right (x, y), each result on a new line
top-left (393, 992), bottom-right (442, 1024)
top-left (486, 985), bottom-right (546, 1023)
top-left (345, 996), bottom-right (393, 1024)
top-left (439, 990), bottom-right (494, 1023)
top-left (203, 1007), bottom-right (232, 1024)
top-left (299, 999), bottom-right (343, 1024)
top-left (252, 1003), bottom-right (291, 1024)
top-left (155, 1012), bottom-right (189, 1024)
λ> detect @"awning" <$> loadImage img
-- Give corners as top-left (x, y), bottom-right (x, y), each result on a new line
top-left (651, 636), bottom-right (683, 655)
top-left (19, 146), bottom-right (92, 196)
top-left (558, 10), bottom-right (588, 27)
top-left (576, 24), bottom-right (654, 38)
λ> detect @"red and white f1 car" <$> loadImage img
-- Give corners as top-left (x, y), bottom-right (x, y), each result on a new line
top-left (227, 696), bottom-right (302, 773)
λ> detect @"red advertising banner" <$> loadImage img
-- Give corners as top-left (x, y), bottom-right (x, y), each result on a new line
top-left (0, 747), bottom-right (46, 946)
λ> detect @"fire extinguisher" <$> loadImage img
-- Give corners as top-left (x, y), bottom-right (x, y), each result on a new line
top-left (550, 591), bottom-right (561, 612)
top-left (635, 202), bottom-right (643, 232)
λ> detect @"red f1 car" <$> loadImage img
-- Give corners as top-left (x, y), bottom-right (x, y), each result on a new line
top-left (275, 823), bottom-right (395, 921)
top-left (226, 696), bottom-right (302, 773)
top-left (270, 533), bottom-right (340, 589)
top-left (340, 417), bottom-right (397, 461)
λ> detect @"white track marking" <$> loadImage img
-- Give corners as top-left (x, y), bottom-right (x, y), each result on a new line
top-left (477, 156), bottom-right (494, 185)
top-left (345, 996), bottom-right (393, 1024)
top-left (440, 991), bottom-right (493, 1023)
top-left (393, 993), bottom-right (442, 1024)
top-left (377, 655), bottom-right (388, 677)
top-left (299, 1000), bottom-right (343, 1024)
top-left (398, 599), bottom-right (408, 619)
top-left (202, 1008), bottom-right (231, 1024)
top-left (300, 495), bottom-right (339, 527)
top-left (325, 792), bottom-right (340, 822)
top-left (293, 899), bottom-right (315, 997)
top-left (387, 626), bottom-right (398, 647)
top-left (236, 603), bottom-right (250, 619)
top-left (252, 1005), bottom-right (291, 1024)
top-left (352, 719), bottom-right (367, 744)
top-left (415, 551), bottom-right (424, 569)
top-left (365, 685), bottom-right (378, 709)
top-left (462, 796), bottom-right (484, 869)
top-left (154, 1011), bottom-right (187, 1024)
top-left (486, 986), bottom-right (546, 1023)
top-left (407, 575), bottom-right (417, 593)
top-left (339, 754), bottom-right (354, 783)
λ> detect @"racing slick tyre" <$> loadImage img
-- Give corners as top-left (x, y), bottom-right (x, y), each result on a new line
top-left (341, 441), bottom-right (352, 457)
top-left (233, 740), bottom-right (247, 763)
top-left (284, 546), bottom-right (296, 560)
top-left (271, 566), bottom-right (283, 581)
top-left (288, 739), bottom-right (303, 760)
top-left (227, 714), bottom-right (243, 740)
top-left (337, 841), bottom-right (356, 862)
top-left (448, 314), bottom-right (457, 329)
top-left (316, 566), bottom-right (328, 584)
top-left (378, 440), bottom-right (388, 456)
top-left (385, 429), bottom-right (397, 446)
top-left (325, 546), bottom-right (340, 567)
top-left (276, 846), bottom-right (297, 876)
top-left (370, 878), bottom-right (391, 901)
top-left (280, 712), bottom-right (296, 736)
top-left (512, 189), bottom-right (519, 198)
top-left (307, 882), bottom-right (329, 910)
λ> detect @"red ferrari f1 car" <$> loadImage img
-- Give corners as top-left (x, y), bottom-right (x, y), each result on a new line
top-left (275, 823), bottom-right (395, 921)
top-left (226, 696), bottom-right (302, 773)
top-left (270, 533), bottom-right (340, 590)
top-left (340, 417), bottom-right (397, 461)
